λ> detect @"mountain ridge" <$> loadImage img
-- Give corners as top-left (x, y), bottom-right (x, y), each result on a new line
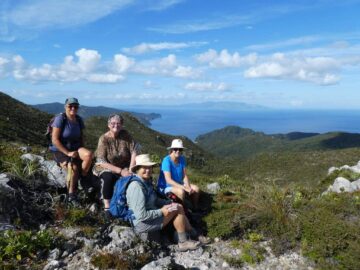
top-left (32, 102), bottom-right (160, 126)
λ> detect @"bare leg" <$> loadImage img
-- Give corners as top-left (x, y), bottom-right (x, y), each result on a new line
top-left (78, 147), bottom-right (93, 176)
top-left (170, 186), bottom-right (186, 201)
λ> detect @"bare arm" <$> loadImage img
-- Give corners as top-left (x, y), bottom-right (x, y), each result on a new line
top-left (164, 171), bottom-right (185, 190)
top-left (52, 127), bottom-right (78, 158)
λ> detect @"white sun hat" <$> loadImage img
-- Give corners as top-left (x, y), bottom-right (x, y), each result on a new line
top-left (130, 154), bottom-right (158, 173)
top-left (167, 139), bottom-right (186, 150)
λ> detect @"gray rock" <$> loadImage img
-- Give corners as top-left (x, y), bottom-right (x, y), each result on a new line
top-left (18, 146), bottom-right (32, 153)
top-left (141, 256), bottom-right (173, 270)
top-left (332, 177), bottom-right (353, 193)
top-left (41, 160), bottom-right (67, 188)
top-left (43, 260), bottom-right (61, 270)
top-left (207, 182), bottom-right (221, 194)
top-left (104, 225), bottom-right (138, 252)
top-left (48, 248), bottom-right (60, 260)
top-left (351, 179), bottom-right (360, 191)
top-left (327, 166), bottom-right (338, 175)
top-left (21, 153), bottom-right (44, 163)
top-left (0, 173), bottom-right (13, 191)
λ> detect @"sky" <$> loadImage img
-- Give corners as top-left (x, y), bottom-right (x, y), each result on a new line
top-left (0, 0), bottom-right (360, 109)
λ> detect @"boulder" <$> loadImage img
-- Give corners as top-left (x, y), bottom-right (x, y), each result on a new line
top-left (332, 177), bottom-right (353, 193)
top-left (328, 166), bottom-right (338, 175)
top-left (21, 153), bottom-right (66, 188)
top-left (21, 153), bottom-right (44, 163)
top-left (0, 173), bottom-right (13, 191)
top-left (207, 182), bottom-right (221, 194)
top-left (351, 179), bottom-right (360, 191)
top-left (103, 225), bottom-right (138, 253)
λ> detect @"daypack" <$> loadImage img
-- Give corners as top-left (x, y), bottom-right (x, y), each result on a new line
top-left (109, 175), bottom-right (148, 223)
top-left (45, 113), bottom-right (81, 144)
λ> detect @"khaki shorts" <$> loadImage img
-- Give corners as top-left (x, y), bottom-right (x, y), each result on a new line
top-left (134, 216), bottom-right (164, 234)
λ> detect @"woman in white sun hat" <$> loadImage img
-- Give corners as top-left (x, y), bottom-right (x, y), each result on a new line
top-left (126, 154), bottom-right (204, 251)
top-left (157, 139), bottom-right (201, 211)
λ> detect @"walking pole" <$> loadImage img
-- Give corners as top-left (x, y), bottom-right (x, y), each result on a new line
top-left (66, 157), bottom-right (74, 202)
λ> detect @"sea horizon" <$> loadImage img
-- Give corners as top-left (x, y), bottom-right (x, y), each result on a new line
top-left (126, 108), bottom-right (360, 140)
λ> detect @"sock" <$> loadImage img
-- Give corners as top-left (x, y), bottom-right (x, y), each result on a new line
top-left (104, 207), bottom-right (110, 212)
top-left (178, 232), bottom-right (187, 243)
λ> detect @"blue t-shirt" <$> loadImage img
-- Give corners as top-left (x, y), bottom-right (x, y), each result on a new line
top-left (49, 114), bottom-right (85, 152)
top-left (157, 155), bottom-right (186, 193)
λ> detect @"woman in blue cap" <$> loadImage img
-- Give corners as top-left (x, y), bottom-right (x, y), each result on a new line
top-left (50, 97), bottom-right (93, 206)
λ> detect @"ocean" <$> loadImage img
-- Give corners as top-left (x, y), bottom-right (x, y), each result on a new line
top-left (129, 108), bottom-right (360, 141)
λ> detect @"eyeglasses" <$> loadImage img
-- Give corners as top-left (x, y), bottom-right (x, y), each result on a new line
top-left (67, 104), bottom-right (79, 110)
top-left (173, 148), bottom-right (183, 152)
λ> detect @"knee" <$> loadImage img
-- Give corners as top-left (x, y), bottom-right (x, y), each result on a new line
top-left (83, 150), bottom-right (93, 161)
top-left (192, 185), bottom-right (200, 193)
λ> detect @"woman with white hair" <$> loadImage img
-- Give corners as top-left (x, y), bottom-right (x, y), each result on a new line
top-left (93, 114), bottom-right (139, 213)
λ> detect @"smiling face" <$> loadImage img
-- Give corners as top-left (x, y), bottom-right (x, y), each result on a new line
top-left (65, 103), bottom-right (79, 117)
top-left (108, 115), bottom-right (123, 135)
top-left (137, 166), bottom-right (153, 180)
top-left (170, 148), bottom-right (183, 159)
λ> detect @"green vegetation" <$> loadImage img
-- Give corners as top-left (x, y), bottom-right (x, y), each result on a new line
top-left (3, 93), bottom-right (360, 269)
top-left (90, 251), bottom-right (152, 270)
top-left (196, 125), bottom-right (360, 158)
top-left (0, 229), bottom-right (60, 269)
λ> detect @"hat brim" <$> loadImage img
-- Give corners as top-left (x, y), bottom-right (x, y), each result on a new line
top-left (130, 162), bottom-right (158, 173)
top-left (167, 147), bottom-right (186, 150)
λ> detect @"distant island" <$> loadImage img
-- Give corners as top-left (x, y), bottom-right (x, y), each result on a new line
top-left (32, 103), bottom-right (161, 126)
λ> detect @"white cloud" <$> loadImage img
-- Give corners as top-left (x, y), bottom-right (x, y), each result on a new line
top-left (8, 0), bottom-right (134, 29)
top-left (144, 80), bottom-right (159, 89)
top-left (196, 49), bottom-right (257, 68)
top-left (113, 54), bottom-right (135, 73)
top-left (143, 0), bottom-right (185, 11)
top-left (244, 54), bottom-right (342, 85)
top-left (173, 65), bottom-right (199, 78)
top-left (246, 36), bottom-right (320, 51)
top-left (134, 54), bottom-right (200, 79)
top-left (184, 81), bottom-right (230, 92)
top-left (123, 41), bottom-right (207, 54)
top-left (87, 73), bottom-right (124, 83)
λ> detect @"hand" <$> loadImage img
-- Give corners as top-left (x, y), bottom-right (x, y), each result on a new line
top-left (167, 203), bottom-right (179, 213)
top-left (183, 184), bottom-right (192, 193)
top-left (67, 151), bottom-right (79, 158)
top-left (121, 168), bottom-right (131, 177)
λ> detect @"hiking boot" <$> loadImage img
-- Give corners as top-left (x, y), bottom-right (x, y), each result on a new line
top-left (198, 235), bottom-right (211, 245)
top-left (178, 239), bottom-right (200, 252)
top-left (68, 195), bottom-right (81, 208)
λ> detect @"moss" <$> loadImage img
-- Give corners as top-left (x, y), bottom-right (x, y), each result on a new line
top-left (63, 209), bottom-right (88, 226)
top-left (91, 251), bottom-right (152, 270)
top-left (240, 242), bottom-right (266, 265)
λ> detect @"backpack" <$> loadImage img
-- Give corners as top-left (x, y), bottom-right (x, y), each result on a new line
top-left (45, 113), bottom-right (81, 145)
top-left (109, 175), bottom-right (147, 223)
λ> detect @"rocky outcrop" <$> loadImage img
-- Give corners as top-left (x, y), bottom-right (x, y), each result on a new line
top-left (326, 160), bottom-right (360, 194)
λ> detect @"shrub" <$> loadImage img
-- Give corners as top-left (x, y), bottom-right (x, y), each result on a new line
top-left (0, 229), bottom-right (57, 262)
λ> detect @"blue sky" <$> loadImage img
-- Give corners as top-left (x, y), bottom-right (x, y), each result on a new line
top-left (0, 0), bottom-right (360, 109)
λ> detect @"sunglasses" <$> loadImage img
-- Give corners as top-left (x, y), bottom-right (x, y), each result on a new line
top-left (110, 122), bottom-right (122, 126)
top-left (67, 104), bottom-right (79, 109)
top-left (173, 148), bottom-right (183, 152)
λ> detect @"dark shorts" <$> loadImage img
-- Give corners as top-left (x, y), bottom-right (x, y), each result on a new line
top-left (52, 151), bottom-right (80, 166)
top-left (134, 216), bottom-right (164, 234)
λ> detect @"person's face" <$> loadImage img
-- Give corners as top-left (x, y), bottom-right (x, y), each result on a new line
top-left (137, 166), bottom-right (153, 180)
top-left (65, 104), bottom-right (79, 116)
top-left (171, 148), bottom-right (183, 158)
top-left (108, 118), bottom-right (123, 133)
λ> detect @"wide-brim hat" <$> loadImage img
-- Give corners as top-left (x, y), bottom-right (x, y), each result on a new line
top-left (167, 139), bottom-right (186, 150)
top-left (65, 97), bottom-right (80, 105)
top-left (130, 154), bottom-right (158, 173)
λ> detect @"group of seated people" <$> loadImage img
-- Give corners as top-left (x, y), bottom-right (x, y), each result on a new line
top-left (50, 97), bottom-right (208, 251)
